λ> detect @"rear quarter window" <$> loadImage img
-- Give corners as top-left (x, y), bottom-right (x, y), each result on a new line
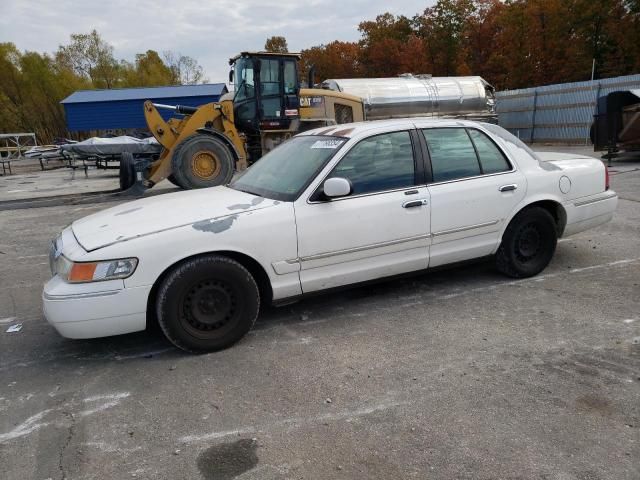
top-left (467, 129), bottom-right (512, 174)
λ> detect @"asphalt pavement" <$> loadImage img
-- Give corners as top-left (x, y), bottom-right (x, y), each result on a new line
top-left (0, 149), bottom-right (638, 480)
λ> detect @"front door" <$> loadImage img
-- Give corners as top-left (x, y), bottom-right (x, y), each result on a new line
top-left (294, 130), bottom-right (431, 293)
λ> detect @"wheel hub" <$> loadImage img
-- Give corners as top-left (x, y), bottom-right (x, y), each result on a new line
top-left (191, 150), bottom-right (221, 180)
top-left (516, 224), bottom-right (541, 261)
top-left (183, 280), bottom-right (236, 331)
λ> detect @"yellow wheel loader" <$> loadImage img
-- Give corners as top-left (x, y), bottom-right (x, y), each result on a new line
top-left (120, 52), bottom-right (364, 192)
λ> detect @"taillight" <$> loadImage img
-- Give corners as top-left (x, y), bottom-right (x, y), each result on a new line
top-left (605, 166), bottom-right (610, 191)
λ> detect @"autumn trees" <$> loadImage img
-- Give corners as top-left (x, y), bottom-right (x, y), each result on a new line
top-left (299, 0), bottom-right (640, 89)
top-left (0, 30), bottom-right (207, 143)
top-left (264, 36), bottom-right (289, 53)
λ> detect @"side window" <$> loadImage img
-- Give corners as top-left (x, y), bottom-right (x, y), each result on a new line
top-left (284, 61), bottom-right (297, 94)
top-left (468, 129), bottom-right (511, 174)
top-left (329, 131), bottom-right (415, 195)
top-left (422, 128), bottom-right (481, 182)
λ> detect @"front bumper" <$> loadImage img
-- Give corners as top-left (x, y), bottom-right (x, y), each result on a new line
top-left (43, 275), bottom-right (150, 339)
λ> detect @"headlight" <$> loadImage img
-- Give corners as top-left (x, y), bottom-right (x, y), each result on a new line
top-left (54, 257), bottom-right (138, 283)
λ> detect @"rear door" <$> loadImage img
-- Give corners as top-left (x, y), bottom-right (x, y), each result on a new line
top-left (294, 129), bottom-right (431, 293)
top-left (419, 125), bottom-right (526, 267)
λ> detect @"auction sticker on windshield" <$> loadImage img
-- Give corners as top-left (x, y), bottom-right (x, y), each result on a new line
top-left (311, 139), bottom-right (343, 149)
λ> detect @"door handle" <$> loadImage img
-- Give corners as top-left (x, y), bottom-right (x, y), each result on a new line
top-left (499, 184), bottom-right (518, 192)
top-left (402, 199), bottom-right (428, 208)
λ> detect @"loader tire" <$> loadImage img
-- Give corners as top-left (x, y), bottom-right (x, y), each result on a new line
top-left (166, 174), bottom-right (183, 188)
top-left (119, 152), bottom-right (136, 191)
top-left (171, 134), bottom-right (235, 189)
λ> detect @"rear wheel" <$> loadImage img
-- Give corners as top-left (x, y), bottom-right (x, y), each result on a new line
top-left (171, 134), bottom-right (235, 189)
top-left (156, 255), bottom-right (260, 353)
top-left (119, 152), bottom-right (136, 190)
top-left (496, 207), bottom-right (557, 278)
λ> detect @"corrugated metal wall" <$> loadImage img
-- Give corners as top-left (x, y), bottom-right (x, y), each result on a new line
top-left (63, 95), bottom-right (223, 132)
top-left (496, 74), bottom-right (640, 144)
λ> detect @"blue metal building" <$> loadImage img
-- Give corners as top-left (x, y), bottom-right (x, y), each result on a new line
top-left (61, 84), bottom-right (228, 132)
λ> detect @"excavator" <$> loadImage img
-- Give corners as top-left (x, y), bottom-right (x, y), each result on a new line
top-left (120, 51), bottom-right (496, 192)
top-left (119, 51), bottom-right (364, 192)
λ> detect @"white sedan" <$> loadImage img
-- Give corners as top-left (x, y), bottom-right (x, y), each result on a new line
top-left (43, 119), bottom-right (618, 352)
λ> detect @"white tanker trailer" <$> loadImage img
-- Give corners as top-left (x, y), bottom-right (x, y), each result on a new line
top-left (321, 74), bottom-right (497, 122)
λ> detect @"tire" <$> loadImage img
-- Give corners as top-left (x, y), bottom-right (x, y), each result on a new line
top-left (119, 152), bottom-right (136, 190)
top-left (166, 174), bottom-right (183, 188)
top-left (171, 134), bottom-right (235, 189)
top-left (156, 255), bottom-right (260, 353)
top-left (495, 207), bottom-right (557, 278)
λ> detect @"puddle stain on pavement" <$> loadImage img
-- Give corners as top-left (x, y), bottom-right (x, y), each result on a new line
top-left (197, 438), bottom-right (258, 480)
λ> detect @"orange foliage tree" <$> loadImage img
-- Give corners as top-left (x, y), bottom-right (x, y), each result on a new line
top-left (299, 0), bottom-right (640, 90)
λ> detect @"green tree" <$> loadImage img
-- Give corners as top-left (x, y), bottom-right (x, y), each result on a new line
top-left (0, 43), bottom-right (87, 142)
top-left (55, 30), bottom-right (120, 88)
top-left (120, 50), bottom-right (174, 87)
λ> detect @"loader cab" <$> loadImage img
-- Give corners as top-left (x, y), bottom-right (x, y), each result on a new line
top-left (229, 52), bottom-right (301, 136)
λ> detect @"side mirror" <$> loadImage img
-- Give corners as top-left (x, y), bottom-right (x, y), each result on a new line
top-left (323, 177), bottom-right (352, 199)
top-left (228, 69), bottom-right (234, 84)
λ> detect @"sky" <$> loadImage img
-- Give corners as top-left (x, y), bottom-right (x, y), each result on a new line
top-left (1, 0), bottom-right (436, 85)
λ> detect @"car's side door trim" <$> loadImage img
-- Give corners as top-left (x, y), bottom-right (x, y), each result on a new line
top-left (280, 232), bottom-right (433, 267)
top-left (432, 219), bottom-right (500, 237)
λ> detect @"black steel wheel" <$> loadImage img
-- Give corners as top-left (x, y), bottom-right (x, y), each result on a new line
top-left (156, 255), bottom-right (260, 353)
top-left (170, 134), bottom-right (235, 189)
top-left (496, 207), bottom-right (557, 278)
top-left (119, 152), bottom-right (136, 191)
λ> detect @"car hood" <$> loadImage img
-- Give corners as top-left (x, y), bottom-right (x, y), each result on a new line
top-left (72, 187), bottom-right (273, 251)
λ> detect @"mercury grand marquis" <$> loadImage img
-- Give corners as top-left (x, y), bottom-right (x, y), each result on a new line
top-left (43, 119), bottom-right (618, 352)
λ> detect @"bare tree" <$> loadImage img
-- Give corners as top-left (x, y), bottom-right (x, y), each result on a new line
top-left (163, 51), bottom-right (208, 85)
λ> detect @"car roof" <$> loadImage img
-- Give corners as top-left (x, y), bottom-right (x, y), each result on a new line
top-left (299, 118), bottom-right (482, 138)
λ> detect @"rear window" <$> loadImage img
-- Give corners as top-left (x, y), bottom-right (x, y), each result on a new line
top-left (480, 122), bottom-right (541, 161)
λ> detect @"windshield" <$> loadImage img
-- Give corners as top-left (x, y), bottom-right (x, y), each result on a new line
top-left (230, 136), bottom-right (347, 201)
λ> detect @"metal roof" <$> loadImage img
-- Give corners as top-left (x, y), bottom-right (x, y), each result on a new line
top-left (229, 51), bottom-right (302, 64)
top-left (61, 83), bottom-right (228, 104)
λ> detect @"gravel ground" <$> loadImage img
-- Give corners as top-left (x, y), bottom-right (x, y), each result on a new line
top-left (0, 149), bottom-right (638, 480)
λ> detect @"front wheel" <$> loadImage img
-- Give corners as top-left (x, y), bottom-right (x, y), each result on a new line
top-left (156, 255), bottom-right (260, 353)
top-left (171, 134), bottom-right (235, 189)
top-left (495, 207), bottom-right (557, 278)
